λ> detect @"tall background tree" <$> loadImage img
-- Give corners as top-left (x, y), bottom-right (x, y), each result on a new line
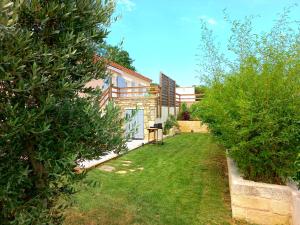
top-left (0, 0), bottom-right (126, 224)
top-left (99, 43), bottom-right (136, 71)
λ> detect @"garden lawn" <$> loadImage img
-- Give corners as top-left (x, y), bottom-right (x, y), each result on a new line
top-left (65, 133), bottom-right (238, 225)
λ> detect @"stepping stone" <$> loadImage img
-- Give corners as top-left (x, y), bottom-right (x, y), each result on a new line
top-left (116, 170), bottom-right (127, 174)
top-left (122, 164), bottom-right (130, 167)
top-left (137, 167), bottom-right (144, 171)
top-left (98, 165), bottom-right (115, 172)
top-left (129, 169), bottom-right (136, 172)
top-left (74, 167), bottom-right (83, 174)
top-left (121, 160), bottom-right (132, 164)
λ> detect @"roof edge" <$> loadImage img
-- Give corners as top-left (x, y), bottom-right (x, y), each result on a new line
top-left (94, 55), bottom-right (152, 83)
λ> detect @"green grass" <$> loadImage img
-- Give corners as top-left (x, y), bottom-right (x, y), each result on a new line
top-left (65, 133), bottom-right (243, 225)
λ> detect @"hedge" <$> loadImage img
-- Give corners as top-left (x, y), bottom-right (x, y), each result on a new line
top-left (195, 9), bottom-right (300, 184)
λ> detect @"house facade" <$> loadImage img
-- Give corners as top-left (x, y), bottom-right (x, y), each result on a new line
top-left (85, 60), bottom-right (163, 141)
top-left (84, 61), bottom-right (152, 92)
top-left (86, 59), bottom-right (197, 141)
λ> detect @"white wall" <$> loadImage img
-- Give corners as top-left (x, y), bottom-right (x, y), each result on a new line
top-left (176, 86), bottom-right (195, 102)
top-left (160, 106), bottom-right (179, 125)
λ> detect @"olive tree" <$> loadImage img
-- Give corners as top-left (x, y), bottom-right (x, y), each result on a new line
top-left (0, 0), bottom-right (126, 224)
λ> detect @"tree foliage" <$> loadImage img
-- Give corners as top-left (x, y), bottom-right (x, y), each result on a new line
top-left (0, 0), bottom-right (126, 224)
top-left (195, 8), bottom-right (300, 184)
top-left (194, 85), bottom-right (207, 95)
top-left (99, 44), bottom-right (136, 71)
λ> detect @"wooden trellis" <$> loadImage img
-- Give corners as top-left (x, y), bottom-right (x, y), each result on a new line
top-left (159, 72), bottom-right (176, 116)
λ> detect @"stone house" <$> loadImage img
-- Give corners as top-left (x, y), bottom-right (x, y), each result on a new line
top-left (85, 58), bottom-right (178, 141)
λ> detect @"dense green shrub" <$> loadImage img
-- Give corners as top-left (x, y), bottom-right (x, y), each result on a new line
top-left (178, 102), bottom-right (201, 121)
top-left (194, 85), bottom-right (207, 101)
top-left (177, 102), bottom-right (189, 120)
top-left (178, 102), bottom-right (199, 121)
top-left (163, 115), bottom-right (179, 134)
top-left (195, 9), bottom-right (300, 184)
top-left (189, 102), bottom-right (201, 120)
top-left (0, 1), bottom-right (126, 224)
top-left (194, 85), bottom-right (206, 95)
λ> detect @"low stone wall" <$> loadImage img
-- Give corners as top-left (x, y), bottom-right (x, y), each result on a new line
top-left (177, 120), bottom-right (208, 133)
top-left (227, 157), bottom-right (300, 225)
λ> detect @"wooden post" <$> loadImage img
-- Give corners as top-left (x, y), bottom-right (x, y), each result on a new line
top-left (159, 73), bottom-right (163, 118)
top-left (174, 82), bottom-right (177, 117)
top-left (156, 88), bottom-right (159, 118)
top-left (160, 86), bottom-right (162, 117)
top-left (167, 78), bottom-right (170, 116)
top-left (109, 84), bottom-right (112, 101)
top-left (179, 94), bottom-right (181, 114)
top-left (117, 87), bottom-right (120, 98)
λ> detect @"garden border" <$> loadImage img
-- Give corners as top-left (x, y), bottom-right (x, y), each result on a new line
top-left (227, 156), bottom-right (300, 225)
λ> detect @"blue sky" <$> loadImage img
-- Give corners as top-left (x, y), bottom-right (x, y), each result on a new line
top-left (106, 0), bottom-right (300, 86)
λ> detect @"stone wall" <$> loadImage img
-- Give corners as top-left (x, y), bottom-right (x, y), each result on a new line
top-left (177, 120), bottom-right (209, 133)
top-left (227, 157), bottom-right (300, 225)
top-left (115, 97), bottom-right (159, 141)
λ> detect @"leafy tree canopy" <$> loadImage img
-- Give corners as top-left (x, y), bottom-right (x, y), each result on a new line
top-left (194, 85), bottom-right (207, 94)
top-left (0, 0), bottom-right (126, 224)
top-left (99, 43), bottom-right (136, 71)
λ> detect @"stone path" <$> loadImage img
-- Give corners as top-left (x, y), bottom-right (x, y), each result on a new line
top-left (78, 140), bottom-right (146, 169)
top-left (97, 159), bottom-right (145, 175)
top-left (79, 134), bottom-right (173, 169)
top-left (115, 170), bottom-right (127, 174)
top-left (98, 165), bottom-right (116, 172)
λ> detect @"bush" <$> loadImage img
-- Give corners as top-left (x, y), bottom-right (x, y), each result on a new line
top-left (178, 102), bottom-right (201, 121)
top-left (182, 111), bottom-right (190, 121)
top-left (195, 9), bottom-right (300, 184)
top-left (194, 85), bottom-right (207, 94)
top-left (163, 115), bottom-right (178, 134)
top-left (189, 102), bottom-right (201, 120)
top-left (178, 102), bottom-right (190, 120)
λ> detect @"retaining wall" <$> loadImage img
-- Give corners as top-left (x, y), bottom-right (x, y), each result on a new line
top-left (177, 120), bottom-right (208, 133)
top-left (227, 157), bottom-right (300, 225)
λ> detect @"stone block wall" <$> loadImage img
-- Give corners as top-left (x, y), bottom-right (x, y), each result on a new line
top-left (115, 97), bottom-right (159, 141)
top-left (177, 120), bottom-right (209, 133)
top-left (227, 157), bottom-right (300, 225)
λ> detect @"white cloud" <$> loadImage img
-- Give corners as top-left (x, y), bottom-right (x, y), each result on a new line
top-left (180, 15), bottom-right (218, 26)
top-left (207, 18), bottom-right (217, 25)
top-left (117, 0), bottom-right (136, 12)
top-left (199, 15), bottom-right (218, 26)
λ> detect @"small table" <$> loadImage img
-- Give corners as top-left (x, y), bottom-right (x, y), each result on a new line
top-left (147, 128), bottom-right (163, 144)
